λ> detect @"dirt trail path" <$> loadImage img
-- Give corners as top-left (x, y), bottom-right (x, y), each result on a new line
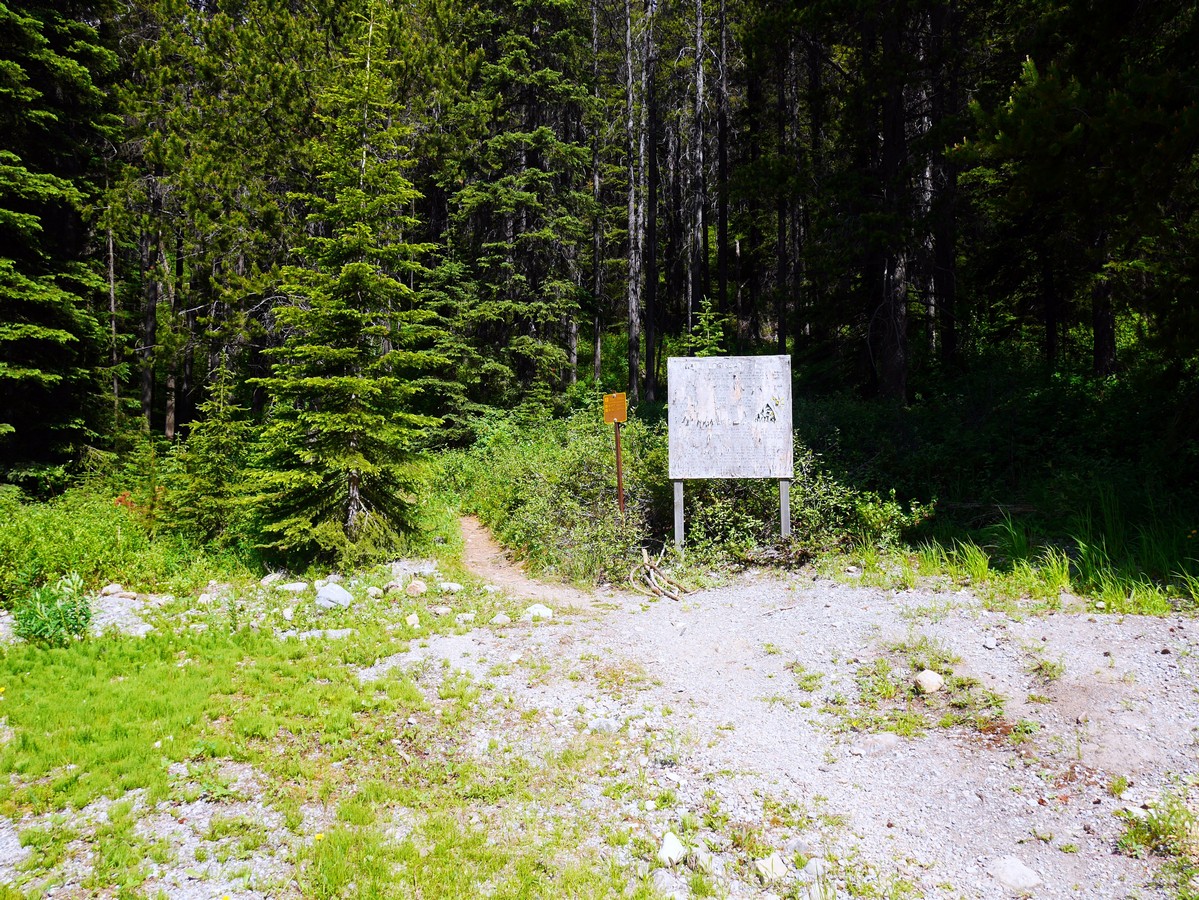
top-left (459, 516), bottom-right (596, 608)
top-left (442, 518), bottom-right (1199, 899)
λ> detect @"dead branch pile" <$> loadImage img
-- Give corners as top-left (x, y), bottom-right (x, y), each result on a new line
top-left (629, 548), bottom-right (694, 601)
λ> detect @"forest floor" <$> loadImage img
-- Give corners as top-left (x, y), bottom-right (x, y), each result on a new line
top-left (1, 520), bottom-right (1196, 899)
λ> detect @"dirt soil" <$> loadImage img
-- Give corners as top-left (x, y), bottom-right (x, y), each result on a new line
top-left (3, 521), bottom-right (1196, 899)
top-left (455, 521), bottom-right (1199, 899)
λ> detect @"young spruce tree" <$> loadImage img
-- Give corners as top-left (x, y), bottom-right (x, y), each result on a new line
top-left (249, 0), bottom-right (443, 565)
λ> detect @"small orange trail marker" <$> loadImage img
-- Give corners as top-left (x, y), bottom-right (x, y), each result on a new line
top-left (603, 392), bottom-right (627, 424)
top-left (603, 393), bottom-right (628, 513)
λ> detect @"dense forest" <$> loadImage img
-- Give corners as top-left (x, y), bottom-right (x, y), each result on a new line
top-left (2, 0), bottom-right (1198, 573)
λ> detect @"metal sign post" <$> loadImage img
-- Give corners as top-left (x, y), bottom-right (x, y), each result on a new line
top-left (603, 392), bottom-right (628, 515)
top-left (667, 356), bottom-right (794, 550)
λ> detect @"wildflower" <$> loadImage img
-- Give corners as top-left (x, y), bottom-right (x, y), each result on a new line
top-left (315, 832), bottom-right (324, 841)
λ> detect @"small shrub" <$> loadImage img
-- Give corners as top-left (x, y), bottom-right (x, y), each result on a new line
top-left (13, 573), bottom-right (92, 648)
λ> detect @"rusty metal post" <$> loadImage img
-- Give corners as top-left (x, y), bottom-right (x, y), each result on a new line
top-left (614, 422), bottom-right (626, 515)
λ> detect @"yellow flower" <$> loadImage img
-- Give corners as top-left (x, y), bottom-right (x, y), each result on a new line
top-left (315, 832), bottom-right (324, 841)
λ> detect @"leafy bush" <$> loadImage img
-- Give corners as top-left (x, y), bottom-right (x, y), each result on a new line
top-left (13, 572), bottom-right (92, 648)
top-left (443, 406), bottom-right (928, 581)
top-left (0, 484), bottom-right (252, 607)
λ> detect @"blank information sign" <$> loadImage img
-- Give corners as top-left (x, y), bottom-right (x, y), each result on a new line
top-left (667, 355), bottom-right (794, 480)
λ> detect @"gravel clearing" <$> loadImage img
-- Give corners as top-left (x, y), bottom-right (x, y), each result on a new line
top-left (413, 558), bottom-right (1199, 899)
top-left (2, 527), bottom-right (1197, 898)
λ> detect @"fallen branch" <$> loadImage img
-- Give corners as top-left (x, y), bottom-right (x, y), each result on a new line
top-left (628, 548), bottom-right (695, 601)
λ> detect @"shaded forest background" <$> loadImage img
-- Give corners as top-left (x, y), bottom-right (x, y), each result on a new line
top-left (3, 0), bottom-right (1199, 572)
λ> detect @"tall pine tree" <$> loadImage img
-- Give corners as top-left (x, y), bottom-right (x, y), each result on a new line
top-left (248, 0), bottom-right (444, 563)
top-left (0, 1), bottom-right (116, 490)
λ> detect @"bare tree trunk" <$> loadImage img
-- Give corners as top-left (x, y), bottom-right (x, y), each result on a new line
top-left (1092, 248), bottom-right (1116, 377)
top-left (643, 0), bottom-right (660, 400)
top-left (107, 206), bottom-right (119, 425)
top-left (775, 38), bottom-right (789, 355)
top-left (716, 0), bottom-right (729, 318)
top-left (689, 0), bottom-right (706, 337)
top-left (140, 213), bottom-right (159, 432)
top-left (590, 0), bottom-right (604, 385)
top-left (875, 10), bottom-right (908, 401)
top-left (625, 0), bottom-right (643, 400)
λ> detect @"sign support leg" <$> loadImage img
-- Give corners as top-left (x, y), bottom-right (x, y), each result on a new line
top-left (673, 480), bottom-right (684, 551)
top-left (780, 479), bottom-right (791, 540)
top-left (614, 423), bottom-right (625, 515)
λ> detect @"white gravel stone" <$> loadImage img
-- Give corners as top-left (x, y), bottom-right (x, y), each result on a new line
top-left (754, 852), bottom-right (789, 883)
top-left (405, 579), bottom-right (428, 597)
top-left (988, 855), bottom-right (1041, 891)
top-left (315, 583), bottom-right (354, 610)
top-left (915, 669), bottom-right (945, 694)
top-left (657, 831), bottom-right (686, 866)
top-left (522, 603), bottom-right (553, 622)
top-left (405, 613), bottom-right (420, 629)
top-left (366, 586), bottom-right (384, 599)
top-left (278, 581), bottom-right (309, 594)
top-left (439, 582), bottom-right (464, 593)
top-left (490, 613), bottom-right (512, 625)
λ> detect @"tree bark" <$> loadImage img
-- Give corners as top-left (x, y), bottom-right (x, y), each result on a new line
top-left (625, 0), bottom-right (643, 400)
top-left (644, 0), bottom-right (660, 400)
top-left (875, 8), bottom-right (908, 401)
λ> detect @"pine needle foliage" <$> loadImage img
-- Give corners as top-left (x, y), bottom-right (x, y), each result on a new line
top-left (247, 0), bottom-right (444, 566)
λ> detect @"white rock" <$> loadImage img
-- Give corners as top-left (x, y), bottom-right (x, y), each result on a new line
top-left (797, 857), bottom-right (829, 884)
top-left (589, 717), bottom-right (619, 734)
top-left (281, 607), bottom-right (295, 622)
top-left (405, 613), bottom-right (420, 628)
top-left (366, 586), bottom-right (384, 599)
top-left (390, 559), bottom-right (438, 578)
top-left (438, 582), bottom-right (464, 593)
top-left (657, 831), bottom-right (686, 867)
top-left (851, 732), bottom-right (901, 757)
top-left (260, 573), bottom-right (284, 587)
top-left (490, 613), bottom-right (512, 625)
top-left (430, 605), bottom-right (453, 617)
top-left (100, 584), bottom-right (123, 596)
top-left (754, 852), bottom-right (789, 883)
top-left (687, 849), bottom-right (721, 875)
top-left (483, 585), bottom-right (501, 594)
top-left (983, 634), bottom-right (997, 650)
top-left (522, 603), bottom-right (553, 622)
top-left (456, 612), bottom-right (476, 625)
top-left (315, 583), bottom-right (354, 610)
top-left (915, 669), bottom-right (945, 694)
top-left (314, 578), bottom-right (329, 590)
top-left (650, 868), bottom-right (687, 899)
top-left (406, 579), bottom-right (428, 597)
top-left (325, 573), bottom-right (343, 584)
top-left (988, 856), bottom-right (1041, 892)
top-left (279, 581), bottom-right (309, 594)
top-left (296, 628), bottom-right (354, 640)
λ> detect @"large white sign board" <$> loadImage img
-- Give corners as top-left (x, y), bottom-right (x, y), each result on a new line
top-left (667, 355), bottom-right (794, 480)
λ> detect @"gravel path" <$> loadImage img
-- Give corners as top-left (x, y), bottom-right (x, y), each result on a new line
top-left (3, 528), bottom-right (1196, 899)
top-left (441, 547), bottom-right (1199, 899)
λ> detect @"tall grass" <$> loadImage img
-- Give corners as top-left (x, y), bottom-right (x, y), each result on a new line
top-left (0, 485), bottom-right (253, 607)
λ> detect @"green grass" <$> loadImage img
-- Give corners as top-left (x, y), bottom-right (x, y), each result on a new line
top-left (1117, 782), bottom-right (1199, 898)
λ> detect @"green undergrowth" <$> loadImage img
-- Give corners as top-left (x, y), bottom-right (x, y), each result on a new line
top-left (0, 579), bottom-right (661, 897)
top-left (1117, 780), bottom-right (1199, 899)
top-left (827, 636), bottom-right (1005, 737)
top-left (441, 404), bottom-right (927, 584)
top-left (0, 484), bottom-right (253, 609)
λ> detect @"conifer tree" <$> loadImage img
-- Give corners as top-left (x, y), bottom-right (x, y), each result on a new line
top-left (0, 1), bottom-right (116, 490)
top-left (247, 0), bottom-right (444, 564)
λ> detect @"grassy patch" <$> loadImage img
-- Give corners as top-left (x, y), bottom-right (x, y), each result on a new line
top-left (1117, 782), bottom-right (1199, 897)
